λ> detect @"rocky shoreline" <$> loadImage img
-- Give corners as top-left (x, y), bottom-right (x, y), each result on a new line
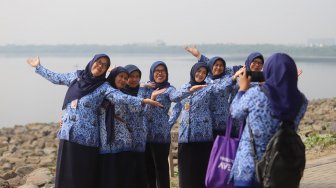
top-left (0, 98), bottom-right (335, 188)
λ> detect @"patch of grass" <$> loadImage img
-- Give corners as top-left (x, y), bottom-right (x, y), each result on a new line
top-left (304, 134), bottom-right (336, 149)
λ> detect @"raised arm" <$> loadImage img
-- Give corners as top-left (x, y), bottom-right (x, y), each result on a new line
top-left (185, 45), bottom-right (210, 63)
top-left (27, 57), bottom-right (77, 86)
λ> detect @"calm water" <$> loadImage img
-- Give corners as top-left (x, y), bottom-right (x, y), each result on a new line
top-left (0, 54), bottom-right (335, 127)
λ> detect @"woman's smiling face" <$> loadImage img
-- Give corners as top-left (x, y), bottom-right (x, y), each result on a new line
top-left (153, 65), bottom-right (167, 83)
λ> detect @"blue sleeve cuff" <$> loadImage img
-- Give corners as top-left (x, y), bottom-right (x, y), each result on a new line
top-left (236, 91), bottom-right (246, 99)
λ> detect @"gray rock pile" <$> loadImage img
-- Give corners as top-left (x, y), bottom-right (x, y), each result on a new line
top-left (299, 98), bottom-right (336, 136)
top-left (0, 123), bottom-right (58, 188)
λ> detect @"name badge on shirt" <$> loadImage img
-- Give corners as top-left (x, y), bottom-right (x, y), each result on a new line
top-left (184, 102), bottom-right (190, 111)
top-left (71, 99), bottom-right (78, 109)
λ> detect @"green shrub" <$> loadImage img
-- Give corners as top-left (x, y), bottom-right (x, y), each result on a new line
top-left (304, 134), bottom-right (336, 149)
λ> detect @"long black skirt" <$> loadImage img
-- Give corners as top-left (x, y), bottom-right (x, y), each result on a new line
top-left (55, 139), bottom-right (99, 188)
top-left (178, 142), bottom-right (213, 188)
top-left (134, 152), bottom-right (148, 188)
top-left (145, 143), bottom-right (171, 188)
top-left (98, 151), bottom-right (137, 188)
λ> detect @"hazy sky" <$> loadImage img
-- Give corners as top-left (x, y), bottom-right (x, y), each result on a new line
top-left (1, 0), bottom-right (335, 45)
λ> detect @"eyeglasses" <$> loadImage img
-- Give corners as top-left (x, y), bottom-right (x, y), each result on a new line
top-left (95, 60), bottom-right (109, 69)
top-left (154, 69), bottom-right (166, 74)
top-left (251, 60), bottom-right (263, 65)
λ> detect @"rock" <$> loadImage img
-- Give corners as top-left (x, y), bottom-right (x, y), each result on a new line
top-left (8, 145), bottom-right (17, 153)
top-left (0, 146), bottom-right (8, 156)
top-left (0, 171), bottom-right (16, 180)
top-left (25, 157), bottom-right (40, 165)
top-left (39, 156), bottom-right (55, 167)
top-left (328, 122), bottom-right (336, 132)
top-left (15, 165), bottom-right (36, 177)
top-left (43, 147), bottom-right (57, 155)
top-left (2, 162), bottom-right (13, 171)
top-left (0, 178), bottom-right (10, 188)
top-left (7, 175), bottom-right (25, 187)
top-left (7, 157), bottom-right (24, 165)
top-left (26, 124), bottom-right (44, 131)
top-left (25, 168), bottom-right (53, 186)
top-left (18, 184), bottom-right (39, 188)
top-left (43, 183), bottom-right (55, 188)
top-left (14, 125), bottom-right (27, 135)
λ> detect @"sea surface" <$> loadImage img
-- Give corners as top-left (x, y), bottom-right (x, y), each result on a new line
top-left (0, 54), bottom-right (335, 127)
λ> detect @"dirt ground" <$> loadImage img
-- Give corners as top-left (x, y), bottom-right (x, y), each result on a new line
top-left (305, 144), bottom-right (336, 160)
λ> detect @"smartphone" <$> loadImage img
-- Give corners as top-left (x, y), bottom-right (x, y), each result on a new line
top-left (246, 71), bottom-right (265, 82)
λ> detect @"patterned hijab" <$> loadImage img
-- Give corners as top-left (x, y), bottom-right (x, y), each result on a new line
top-left (62, 54), bottom-right (110, 110)
top-left (262, 53), bottom-right (303, 121)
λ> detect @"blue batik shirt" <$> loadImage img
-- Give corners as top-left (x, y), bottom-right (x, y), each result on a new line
top-left (171, 82), bottom-right (231, 143)
top-left (35, 64), bottom-right (142, 147)
top-left (98, 94), bottom-right (143, 154)
top-left (199, 54), bottom-right (235, 131)
top-left (144, 86), bottom-right (191, 143)
top-left (229, 87), bottom-right (308, 187)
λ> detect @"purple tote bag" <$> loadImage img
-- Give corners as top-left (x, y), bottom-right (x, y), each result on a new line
top-left (205, 115), bottom-right (243, 188)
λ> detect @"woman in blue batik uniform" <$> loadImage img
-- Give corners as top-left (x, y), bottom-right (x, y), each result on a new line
top-left (144, 61), bottom-right (191, 188)
top-left (123, 64), bottom-right (150, 188)
top-left (98, 66), bottom-right (146, 188)
top-left (185, 46), bottom-right (264, 138)
top-left (186, 47), bottom-right (235, 137)
top-left (229, 53), bottom-right (308, 188)
top-left (27, 55), bottom-right (161, 188)
top-left (171, 62), bottom-right (233, 188)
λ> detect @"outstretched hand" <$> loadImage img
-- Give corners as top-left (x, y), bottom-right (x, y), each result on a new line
top-left (143, 98), bottom-right (164, 108)
top-left (151, 88), bottom-right (167, 100)
top-left (27, 57), bottom-right (40, 67)
top-left (190, 84), bottom-right (207, 92)
top-left (185, 45), bottom-right (201, 59)
top-left (142, 82), bottom-right (156, 89)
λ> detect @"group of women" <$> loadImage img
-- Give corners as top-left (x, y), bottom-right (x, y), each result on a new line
top-left (27, 46), bottom-right (308, 188)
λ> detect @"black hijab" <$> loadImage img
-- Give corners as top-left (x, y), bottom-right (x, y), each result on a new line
top-left (62, 54), bottom-right (110, 110)
top-left (189, 62), bottom-right (208, 86)
top-left (123, 64), bottom-right (142, 96)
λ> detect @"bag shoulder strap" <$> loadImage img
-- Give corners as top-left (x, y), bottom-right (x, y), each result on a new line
top-left (247, 116), bottom-right (258, 165)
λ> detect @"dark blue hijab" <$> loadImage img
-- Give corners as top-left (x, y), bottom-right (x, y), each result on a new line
top-left (105, 66), bottom-right (129, 144)
top-left (262, 53), bottom-right (303, 121)
top-left (208, 56), bottom-right (226, 80)
top-left (245, 52), bottom-right (264, 71)
top-left (189, 62), bottom-right (208, 86)
top-left (62, 54), bottom-right (110, 110)
top-left (149, 61), bottom-right (170, 89)
top-left (123, 64), bottom-right (142, 96)
top-left (107, 66), bottom-right (129, 89)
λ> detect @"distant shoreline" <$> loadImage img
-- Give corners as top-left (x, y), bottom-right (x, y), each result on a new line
top-left (1, 44), bottom-right (336, 58)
